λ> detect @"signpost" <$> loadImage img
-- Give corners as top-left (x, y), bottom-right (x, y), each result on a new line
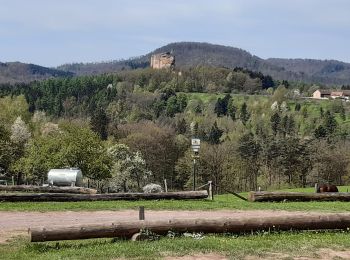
top-left (191, 138), bottom-right (200, 191)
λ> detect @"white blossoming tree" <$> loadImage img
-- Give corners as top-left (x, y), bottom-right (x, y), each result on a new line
top-left (10, 116), bottom-right (31, 145)
top-left (107, 144), bottom-right (151, 192)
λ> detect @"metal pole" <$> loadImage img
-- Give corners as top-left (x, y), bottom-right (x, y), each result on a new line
top-left (193, 158), bottom-right (196, 191)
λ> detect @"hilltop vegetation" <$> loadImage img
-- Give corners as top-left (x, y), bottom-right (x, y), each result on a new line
top-left (58, 42), bottom-right (350, 85)
top-left (3, 42), bottom-right (350, 85)
top-left (0, 62), bottom-right (73, 84)
top-left (1, 66), bottom-right (350, 193)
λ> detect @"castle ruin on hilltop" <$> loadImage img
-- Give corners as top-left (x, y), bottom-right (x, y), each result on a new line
top-left (150, 52), bottom-right (175, 70)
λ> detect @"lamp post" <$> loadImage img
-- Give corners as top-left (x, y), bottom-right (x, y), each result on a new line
top-left (191, 138), bottom-right (200, 191)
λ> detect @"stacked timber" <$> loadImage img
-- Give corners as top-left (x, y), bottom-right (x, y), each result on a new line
top-left (0, 185), bottom-right (97, 194)
top-left (30, 213), bottom-right (350, 242)
top-left (248, 191), bottom-right (350, 202)
top-left (0, 190), bottom-right (208, 202)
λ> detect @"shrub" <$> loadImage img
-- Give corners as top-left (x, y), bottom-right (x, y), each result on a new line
top-left (143, 183), bottom-right (163, 193)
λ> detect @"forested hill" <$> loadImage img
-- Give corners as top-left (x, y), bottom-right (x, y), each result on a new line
top-left (3, 42), bottom-right (350, 85)
top-left (58, 42), bottom-right (350, 85)
top-left (0, 62), bottom-right (74, 84)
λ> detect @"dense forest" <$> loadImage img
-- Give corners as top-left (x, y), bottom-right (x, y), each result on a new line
top-left (1, 66), bottom-right (350, 193)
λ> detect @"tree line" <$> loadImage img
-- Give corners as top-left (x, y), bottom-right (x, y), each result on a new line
top-left (0, 67), bottom-right (349, 192)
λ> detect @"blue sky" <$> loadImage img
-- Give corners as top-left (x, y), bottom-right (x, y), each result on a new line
top-left (1, 0), bottom-right (349, 67)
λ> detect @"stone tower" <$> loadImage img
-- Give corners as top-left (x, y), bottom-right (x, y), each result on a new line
top-left (150, 52), bottom-right (175, 70)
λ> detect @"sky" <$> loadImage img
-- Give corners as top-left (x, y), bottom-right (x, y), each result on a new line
top-left (1, 0), bottom-right (350, 67)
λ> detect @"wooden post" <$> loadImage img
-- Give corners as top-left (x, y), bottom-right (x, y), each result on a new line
top-left (315, 183), bottom-right (319, 193)
top-left (193, 158), bottom-right (196, 191)
top-left (11, 176), bottom-right (14, 186)
top-left (208, 181), bottom-right (213, 201)
top-left (164, 179), bottom-right (168, 193)
top-left (139, 206), bottom-right (145, 220)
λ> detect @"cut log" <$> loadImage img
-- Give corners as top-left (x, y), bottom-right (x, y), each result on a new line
top-left (0, 190), bottom-right (208, 202)
top-left (30, 213), bottom-right (350, 242)
top-left (248, 191), bottom-right (350, 202)
top-left (0, 185), bottom-right (97, 194)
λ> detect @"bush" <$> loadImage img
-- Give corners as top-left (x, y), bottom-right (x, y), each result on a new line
top-left (143, 183), bottom-right (163, 193)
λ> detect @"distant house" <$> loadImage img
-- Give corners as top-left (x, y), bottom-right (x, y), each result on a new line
top-left (312, 89), bottom-right (331, 99)
top-left (312, 89), bottom-right (350, 100)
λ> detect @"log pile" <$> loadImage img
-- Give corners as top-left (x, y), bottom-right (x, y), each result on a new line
top-left (0, 185), bottom-right (97, 194)
top-left (0, 190), bottom-right (208, 202)
top-left (248, 191), bottom-right (350, 202)
top-left (30, 213), bottom-right (350, 242)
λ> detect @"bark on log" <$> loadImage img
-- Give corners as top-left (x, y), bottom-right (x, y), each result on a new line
top-left (248, 191), bottom-right (350, 202)
top-left (0, 185), bottom-right (97, 194)
top-left (0, 190), bottom-right (208, 202)
top-left (30, 213), bottom-right (350, 242)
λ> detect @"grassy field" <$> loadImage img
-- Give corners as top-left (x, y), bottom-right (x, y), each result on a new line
top-left (1, 186), bottom-right (350, 212)
top-left (2, 231), bottom-right (350, 260)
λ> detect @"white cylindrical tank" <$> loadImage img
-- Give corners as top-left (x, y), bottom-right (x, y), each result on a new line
top-left (47, 168), bottom-right (83, 187)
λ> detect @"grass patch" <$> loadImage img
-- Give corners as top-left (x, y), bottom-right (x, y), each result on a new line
top-left (2, 230), bottom-right (350, 259)
top-left (1, 186), bottom-right (350, 212)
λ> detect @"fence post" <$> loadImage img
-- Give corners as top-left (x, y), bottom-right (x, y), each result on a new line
top-left (208, 181), bottom-right (213, 201)
top-left (139, 206), bottom-right (145, 220)
top-left (164, 179), bottom-right (168, 193)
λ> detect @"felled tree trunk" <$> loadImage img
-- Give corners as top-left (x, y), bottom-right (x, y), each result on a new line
top-left (31, 213), bottom-right (350, 242)
top-left (0, 185), bottom-right (97, 194)
top-left (0, 190), bottom-right (208, 202)
top-left (248, 191), bottom-right (350, 202)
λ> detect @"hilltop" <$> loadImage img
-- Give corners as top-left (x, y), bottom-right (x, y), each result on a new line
top-left (0, 62), bottom-right (73, 84)
top-left (2, 42), bottom-right (350, 85)
top-left (58, 42), bottom-right (350, 85)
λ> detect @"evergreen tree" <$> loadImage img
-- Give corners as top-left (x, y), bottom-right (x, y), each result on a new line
top-left (176, 118), bottom-right (187, 135)
top-left (314, 125), bottom-right (327, 139)
top-left (214, 98), bottom-right (224, 117)
top-left (261, 75), bottom-right (274, 89)
top-left (239, 102), bottom-right (250, 125)
top-left (190, 121), bottom-right (199, 137)
top-left (324, 110), bottom-right (337, 135)
top-left (340, 105), bottom-right (346, 121)
top-left (270, 112), bottom-right (281, 136)
top-left (91, 108), bottom-right (109, 140)
top-left (319, 107), bottom-right (324, 118)
top-left (214, 94), bottom-right (231, 117)
top-left (227, 99), bottom-right (237, 121)
top-left (281, 115), bottom-right (294, 137)
top-left (208, 121), bottom-right (223, 145)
